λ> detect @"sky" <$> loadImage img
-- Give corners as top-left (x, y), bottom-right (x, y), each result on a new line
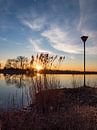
top-left (0, 0), bottom-right (97, 71)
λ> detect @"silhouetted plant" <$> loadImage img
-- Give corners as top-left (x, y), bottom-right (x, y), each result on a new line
top-left (30, 55), bottom-right (34, 69)
top-left (34, 53), bottom-right (58, 70)
top-left (17, 56), bottom-right (28, 69)
top-left (0, 63), bottom-right (1, 69)
top-left (58, 56), bottom-right (65, 70)
top-left (4, 53), bottom-right (65, 72)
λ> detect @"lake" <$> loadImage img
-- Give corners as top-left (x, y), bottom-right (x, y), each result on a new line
top-left (0, 74), bottom-right (97, 110)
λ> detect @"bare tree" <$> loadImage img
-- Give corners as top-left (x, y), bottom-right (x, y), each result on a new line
top-left (17, 56), bottom-right (28, 69)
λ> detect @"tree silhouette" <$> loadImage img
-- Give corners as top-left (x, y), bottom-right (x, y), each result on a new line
top-left (5, 59), bottom-right (19, 69)
top-left (17, 56), bottom-right (28, 69)
top-left (4, 54), bottom-right (65, 71)
top-left (5, 59), bottom-right (13, 68)
top-left (30, 55), bottom-right (34, 69)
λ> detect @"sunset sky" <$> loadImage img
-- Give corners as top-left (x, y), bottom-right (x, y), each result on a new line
top-left (0, 0), bottom-right (97, 71)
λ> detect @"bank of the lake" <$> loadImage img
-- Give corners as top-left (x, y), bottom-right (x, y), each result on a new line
top-left (1, 68), bottom-right (97, 75)
top-left (1, 86), bottom-right (97, 130)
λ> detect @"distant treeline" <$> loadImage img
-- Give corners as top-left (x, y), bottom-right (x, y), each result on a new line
top-left (0, 53), bottom-right (65, 71)
top-left (40, 70), bottom-right (97, 74)
top-left (0, 68), bottom-right (97, 75)
top-left (0, 68), bottom-right (34, 75)
top-left (0, 53), bottom-right (97, 75)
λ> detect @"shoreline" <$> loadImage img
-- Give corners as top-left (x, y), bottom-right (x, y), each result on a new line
top-left (0, 68), bottom-right (97, 75)
top-left (1, 86), bottom-right (97, 129)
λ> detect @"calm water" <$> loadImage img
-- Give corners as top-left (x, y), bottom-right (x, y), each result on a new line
top-left (0, 74), bottom-right (97, 110)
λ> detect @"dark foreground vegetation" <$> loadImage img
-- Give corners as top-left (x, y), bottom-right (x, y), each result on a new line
top-left (1, 86), bottom-right (97, 130)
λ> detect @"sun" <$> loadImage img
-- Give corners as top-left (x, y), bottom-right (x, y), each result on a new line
top-left (35, 64), bottom-right (42, 71)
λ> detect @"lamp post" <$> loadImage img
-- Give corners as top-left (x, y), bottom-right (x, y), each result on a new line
top-left (81, 36), bottom-right (88, 87)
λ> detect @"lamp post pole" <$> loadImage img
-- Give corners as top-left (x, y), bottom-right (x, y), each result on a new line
top-left (84, 40), bottom-right (86, 87)
top-left (81, 36), bottom-right (88, 87)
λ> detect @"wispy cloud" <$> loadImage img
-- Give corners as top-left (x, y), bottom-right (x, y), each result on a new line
top-left (18, 0), bottom-right (97, 56)
top-left (42, 25), bottom-right (97, 55)
top-left (78, 0), bottom-right (97, 55)
top-left (86, 45), bottom-right (97, 55)
top-left (78, 0), bottom-right (97, 34)
top-left (21, 17), bottom-right (46, 31)
top-left (28, 38), bottom-right (52, 54)
top-left (42, 26), bottom-right (82, 54)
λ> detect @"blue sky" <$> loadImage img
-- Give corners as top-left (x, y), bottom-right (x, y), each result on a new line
top-left (0, 0), bottom-right (97, 70)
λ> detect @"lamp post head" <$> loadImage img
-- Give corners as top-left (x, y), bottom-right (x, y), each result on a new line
top-left (81, 36), bottom-right (88, 43)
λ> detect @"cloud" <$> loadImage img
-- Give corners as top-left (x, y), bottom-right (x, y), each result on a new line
top-left (78, 0), bottom-right (97, 33)
top-left (18, 0), bottom-right (97, 56)
top-left (21, 17), bottom-right (46, 31)
top-left (19, 0), bottom-right (80, 32)
top-left (42, 26), bottom-right (82, 54)
top-left (86, 45), bottom-right (97, 55)
top-left (42, 25), bottom-right (97, 55)
top-left (28, 38), bottom-right (52, 54)
top-left (78, 0), bottom-right (97, 55)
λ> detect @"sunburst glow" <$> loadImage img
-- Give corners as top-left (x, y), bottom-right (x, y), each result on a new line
top-left (35, 64), bottom-right (43, 71)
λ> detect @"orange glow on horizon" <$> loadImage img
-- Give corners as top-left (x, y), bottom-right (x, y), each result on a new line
top-left (0, 59), bottom-right (97, 72)
top-left (35, 64), bottom-right (43, 71)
